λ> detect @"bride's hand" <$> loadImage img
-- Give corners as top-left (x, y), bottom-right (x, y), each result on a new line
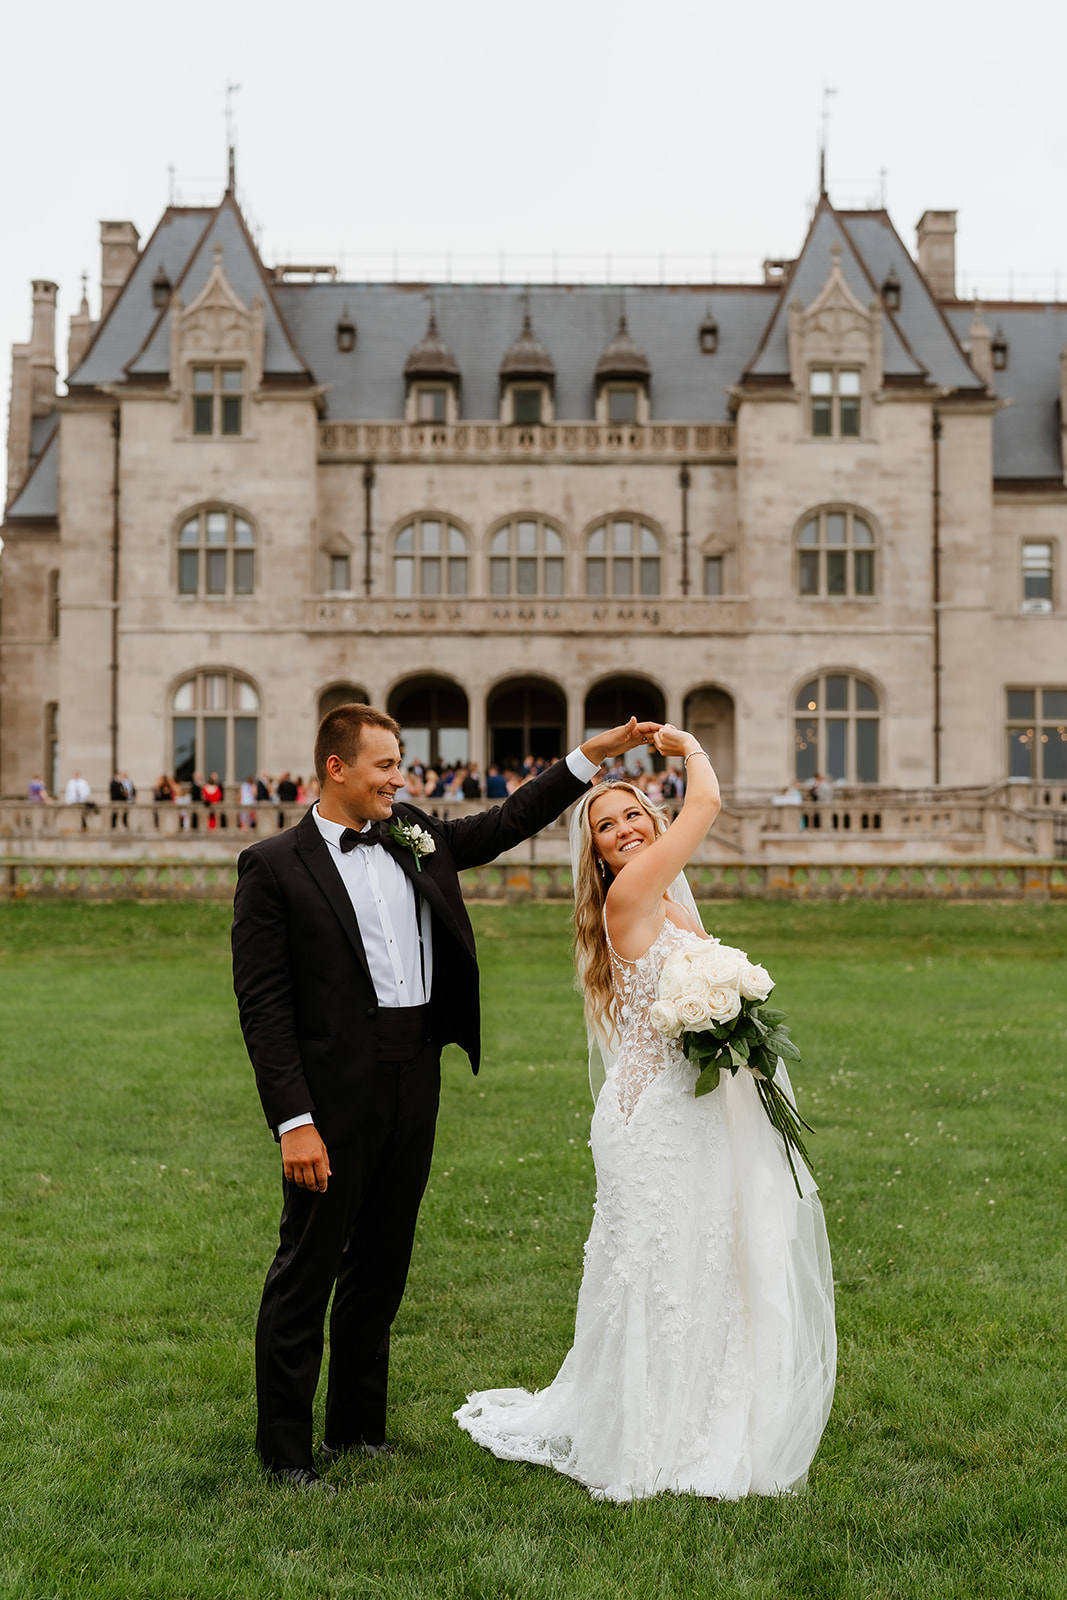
top-left (652, 724), bottom-right (699, 759)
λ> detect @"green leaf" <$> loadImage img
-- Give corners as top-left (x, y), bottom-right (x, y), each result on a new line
top-left (728, 1041), bottom-right (749, 1069)
top-left (759, 1008), bottom-right (787, 1027)
top-left (694, 1063), bottom-right (724, 1097)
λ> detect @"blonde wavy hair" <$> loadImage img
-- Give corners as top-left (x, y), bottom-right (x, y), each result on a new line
top-left (571, 780), bottom-right (671, 1048)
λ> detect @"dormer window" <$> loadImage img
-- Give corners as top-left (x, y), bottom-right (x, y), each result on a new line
top-left (192, 365), bottom-right (243, 436)
top-left (416, 387), bottom-right (448, 422)
top-left (336, 310), bottom-right (357, 353)
top-left (152, 265), bottom-right (171, 309)
top-left (881, 269), bottom-right (901, 311)
top-left (992, 328), bottom-right (1008, 371)
top-left (500, 307), bottom-right (555, 425)
top-left (699, 311), bottom-right (719, 354)
top-left (404, 310), bottom-right (460, 423)
top-left (512, 387), bottom-right (543, 424)
top-left (810, 368), bottom-right (860, 438)
top-left (595, 313), bottom-right (650, 424)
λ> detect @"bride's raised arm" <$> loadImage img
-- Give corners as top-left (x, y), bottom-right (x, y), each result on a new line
top-left (603, 726), bottom-right (720, 948)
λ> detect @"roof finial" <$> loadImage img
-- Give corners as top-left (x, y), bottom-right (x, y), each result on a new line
top-left (225, 80), bottom-right (241, 193)
top-left (819, 84), bottom-right (836, 198)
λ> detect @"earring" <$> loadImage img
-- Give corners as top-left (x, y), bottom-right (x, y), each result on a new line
top-left (597, 858), bottom-right (607, 879)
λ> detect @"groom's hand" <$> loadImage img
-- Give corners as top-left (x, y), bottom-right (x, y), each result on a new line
top-left (280, 1125), bottom-right (332, 1193)
top-left (580, 718), bottom-right (662, 767)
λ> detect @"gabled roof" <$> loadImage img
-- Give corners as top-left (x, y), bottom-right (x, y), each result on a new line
top-left (125, 193), bottom-right (309, 380)
top-left (945, 303), bottom-right (1067, 479)
top-left (745, 198), bottom-right (927, 383)
top-left (6, 423), bottom-right (59, 520)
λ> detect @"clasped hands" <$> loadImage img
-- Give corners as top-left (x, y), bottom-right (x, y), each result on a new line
top-left (580, 717), bottom-right (694, 766)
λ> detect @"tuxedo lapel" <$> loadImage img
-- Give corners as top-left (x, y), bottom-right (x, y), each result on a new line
top-left (383, 811), bottom-right (473, 958)
top-left (292, 811), bottom-right (374, 985)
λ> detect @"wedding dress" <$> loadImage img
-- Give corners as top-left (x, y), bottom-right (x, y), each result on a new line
top-left (455, 916), bottom-right (836, 1502)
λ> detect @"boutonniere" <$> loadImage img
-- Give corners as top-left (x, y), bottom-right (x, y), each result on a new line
top-left (389, 819), bottom-right (436, 872)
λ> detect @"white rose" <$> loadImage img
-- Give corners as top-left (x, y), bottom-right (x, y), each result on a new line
top-left (692, 944), bottom-right (746, 990)
top-left (705, 984), bottom-right (742, 1024)
top-left (649, 999), bottom-right (683, 1038)
top-left (677, 995), bottom-right (712, 1030)
top-left (738, 960), bottom-right (773, 1002)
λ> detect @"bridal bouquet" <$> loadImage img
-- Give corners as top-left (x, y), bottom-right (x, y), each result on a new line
top-left (650, 940), bottom-right (813, 1194)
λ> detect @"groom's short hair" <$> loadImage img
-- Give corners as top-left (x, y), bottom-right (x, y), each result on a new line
top-left (315, 704), bottom-right (401, 784)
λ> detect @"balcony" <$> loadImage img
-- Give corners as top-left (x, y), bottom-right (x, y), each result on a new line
top-left (318, 420), bottom-right (736, 464)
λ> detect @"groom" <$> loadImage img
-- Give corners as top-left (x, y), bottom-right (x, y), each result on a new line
top-left (232, 701), bottom-right (657, 1492)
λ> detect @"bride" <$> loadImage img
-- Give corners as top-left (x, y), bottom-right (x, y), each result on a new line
top-left (455, 726), bottom-right (836, 1501)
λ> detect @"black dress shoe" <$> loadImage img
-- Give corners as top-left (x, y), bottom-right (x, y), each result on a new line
top-left (320, 1440), bottom-right (395, 1464)
top-left (271, 1465), bottom-right (338, 1497)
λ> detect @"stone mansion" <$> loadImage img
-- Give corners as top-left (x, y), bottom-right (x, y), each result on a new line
top-left (3, 188), bottom-right (1065, 799)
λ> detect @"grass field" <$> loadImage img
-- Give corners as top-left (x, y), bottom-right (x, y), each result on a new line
top-left (0, 898), bottom-right (1064, 1600)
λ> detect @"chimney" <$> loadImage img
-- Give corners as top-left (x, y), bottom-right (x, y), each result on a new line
top-left (916, 210), bottom-right (957, 299)
top-left (966, 303), bottom-right (993, 387)
top-left (67, 276), bottom-right (95, 376)
top-left (5, 280), bottom-right (57, 509)
top-left (30, 280), bottom-right (58, 415)
top-left (100, 220), bottom-right (140, 317)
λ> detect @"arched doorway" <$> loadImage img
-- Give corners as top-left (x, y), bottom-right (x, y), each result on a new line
top-left (487, 677), bottom-right (566, 769)
top-left (584, 677), bottom-right (666, 770)
top-left (317, 682), bottom-right (370, 723)
top-left (388, 676), bottom-right (469, 768)
top-left (683, 686), bottom-right (736, 788)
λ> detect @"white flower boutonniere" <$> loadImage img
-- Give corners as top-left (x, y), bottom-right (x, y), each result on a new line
top-left (389, 819), bottom-right (436, 872)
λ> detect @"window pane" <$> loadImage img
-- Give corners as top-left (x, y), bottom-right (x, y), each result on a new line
top-left (421, 520), bottom-right (441, 553)
top-left (799, 519), bottom-right (818, 547)
top-left (704, 556), bottom-right (722, 596)
top-left (586, 558), bottom-right (606, 596)
top-left (173, 681), bottom-right (195, 712)
top-left (516, 557), bottom-right (537, 595)
top-left (396, 525), bottom-right (415, 554)
top-left (174, 717), bottom-right (196, 783)
top-left (1008, 729), bottom-right (1033, 778)
top-left (394, 556), bottom-right (414, 596)
top-left (838, 370), bottom-right (861, 395)
top-left (826, 719), bottom-right (847, 780)
top-left (193, 368), bottom-right (214, 392)
top-left (421, 556), bottom-right (441, 595)
top-left (640, 525), bottom-right (658, 554)
top-left (513, 389), bottom-right (541, 423)
top-left (178, 550), bottom-right (199, 594)
top-left (827, 551), bottom-right (847, 594)
top-left (1042, 690), bottom-right (1067, 720)
top-left (447, 556), bottom-right (468, 595)
top-left (490, 527), bottom-right (509, 554)
top-left (640, 558), bottom-right (660, 596)
top-left (809, 370), bottom-right (833, 395)
top-left (204, 674), bottom-right (227, 710)
top-left (853, 517), bottom-right (873, 546)
top-left (826, 513), bottom-right (847, 545)
top-left (608, 388), bottom-right (637, 421)
top-left (840, 398), bottom-right (861, 436)
top-left (448, 525), bottom-right (466, 553)
top-left (795, 720), bottom-right (818, 782)
top-left (1043, 724), bottom-right (1067, 781)
top-left (234, 517), bottom-right (254, 545)
top-left (812, 399), bottom-right (832, 436)
top-left (206, 512), bottom-right (228, 544)
top-left (613, 558), bottom-right (633, 596)
top-left (854, 550), bottom-right (874, 594)
top-left (234, 718), bottom-right (258, 783)
top-left (1024, 571), bottom-right (1051, 600)
top-left (516, 521), bottom-right (537, 554)
top-left (206, 550), bottom-right (227, 594)
top-left (587, 526), bottom-right (605, 554)
top-left (825, 675), bottom-right (848, 711)
top-left (490, 558), bottom-right (510, 596)
top-left (179, 518), bottom-right (200, 545)
top-left (613, 521), bottom-right (633, 553)
top-left (799, 550), bottom-right (819, 595)
top-left (203, 718), bottom-right (227, 781)
top-left (544, 527), bottom-right (563, 554)
top-left (855, 680), bottom-right (878, 711)
top-left (418, 389), bottom-right (446, 421)
top-left (330, 554), bottom-right (350, 591)
top-left (234, 550), bottom-right (254, 594)
top-left (856, 718), bottom-right (878, 782)
top-left (544, 557), bottom-right (564, 596)
top-left (222, 367), bottom-right (243, 391)
top-left (1007, 690), bottom-right (1034, 720)
top-left (193, 396), bottom-right (214, 434)
top-left (235, 680), bottom-right (259, 711)
top-left (796, 681), bottom-right (819, 712)
top-left (1023, 542), bottom-right (1052, 567)
top-left (221, 397), bottom-right (242, 434)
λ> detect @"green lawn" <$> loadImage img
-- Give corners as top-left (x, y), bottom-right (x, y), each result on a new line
top-left (0, 900), bottom-right (1064, 1600)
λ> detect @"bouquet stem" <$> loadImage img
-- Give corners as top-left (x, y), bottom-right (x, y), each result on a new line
top-left (750, 1074), bottom-right (815, 1198)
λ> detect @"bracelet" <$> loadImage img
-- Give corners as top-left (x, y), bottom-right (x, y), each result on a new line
top-left (683, 749), bottom-right (711, 767)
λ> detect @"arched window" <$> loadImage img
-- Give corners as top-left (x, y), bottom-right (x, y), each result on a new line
top-left (394, 518), bottom-right (468, 597)
top-left (172, 670), bottom-right (259, 784)
top-left (177, 507), bottom-right (256, 598)
top-left (797, 508), bottom-right (875, 597)
top-left (586, 519), bottom-right (660, 597)
top-left (490, 518), bottom-right (564, 597)
top-left (794, 673), bottom-right (879, 784)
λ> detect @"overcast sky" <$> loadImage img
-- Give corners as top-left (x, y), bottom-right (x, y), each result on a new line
top-left (3, 0), bottom-right (1065, 476)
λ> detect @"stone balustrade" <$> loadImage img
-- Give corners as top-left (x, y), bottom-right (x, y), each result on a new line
top-left (318, 419), bottom-right (737, 463)
top-left (305, 594), bottom-right (742, 634)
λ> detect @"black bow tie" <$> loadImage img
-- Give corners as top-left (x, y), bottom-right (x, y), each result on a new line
top-left (338, 821), bottom-right (390, 853)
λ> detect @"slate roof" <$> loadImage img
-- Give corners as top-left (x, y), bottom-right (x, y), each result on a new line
top-left (946, 303), bottom-right (1067, 479)
top-left (7, 424), bottom-right (58, 519)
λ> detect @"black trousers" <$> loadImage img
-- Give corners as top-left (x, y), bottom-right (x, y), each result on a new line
top-left (255, 1009), bottom-right (440, 1470)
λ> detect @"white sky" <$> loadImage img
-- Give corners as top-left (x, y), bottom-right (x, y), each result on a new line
top-left (3, 0), bottom-right (1066, 481)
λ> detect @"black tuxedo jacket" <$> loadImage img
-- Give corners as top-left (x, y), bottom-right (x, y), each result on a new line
top-left (231, 759), bottom-right (587, 1145)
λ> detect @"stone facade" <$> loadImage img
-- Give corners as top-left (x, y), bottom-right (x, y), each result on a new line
top-left (3, 194), bottom-right (1066, 800)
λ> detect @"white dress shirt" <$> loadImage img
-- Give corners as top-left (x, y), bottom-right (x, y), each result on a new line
top-left (277, 746), bottom-right (599, 1135)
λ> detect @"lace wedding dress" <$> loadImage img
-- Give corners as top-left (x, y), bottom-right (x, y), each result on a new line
top-left (455, 917), bottom-right (836, 1502)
